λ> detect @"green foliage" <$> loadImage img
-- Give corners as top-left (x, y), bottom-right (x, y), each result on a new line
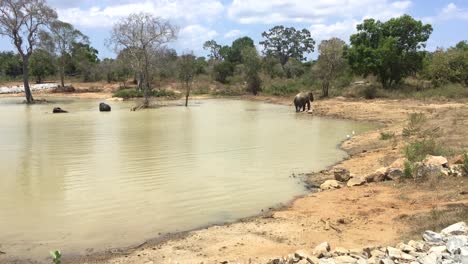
top-left (241, 46), bottom-right (262, 95)
top-left (213, 61), bottom-right (234, 84)
top-left (462, 152), bottom-right (468, 175)
top-left (403, 160), bottom-right (414, 178)
top-left (263, 82), bottom-right (301, 96)
top-left (260, 26), bottom-right (315, 66)
top-left (262, 56), bottom-right (285, 78)
top-left (283, 58), bottom-right (305, 78)
top-left (112, 88), bottom-right (176, 99)
top-left (203, 40), bottom-right (222, 60)
top-left (380, 132), bottom-right (395, 140)
top-left (314, 38), bottom-right (347, 97)
top-left (66, 42), bottom-right (100, 82)
top-left (30, 49), bottom-right (56, 84)
top-left (229, 37), bottom-right (254, 64)
top-left (0, 51), bottom-right (22, 79)
top-left (347, 15), bottom-right (433, 88)
top-left (404, 138), bottom-right (445, 162)
top-left (50, 250), bottom-right (61, 264)
top-left (424, 41), bottom-right (468, 87)
top-left (361, 85), bottom-right (378, 99)
top-left (402, 113), bottom-right (427, 137)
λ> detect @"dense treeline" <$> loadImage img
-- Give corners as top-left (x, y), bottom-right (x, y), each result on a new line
top-left (0, 0), bottom-right (467, 104)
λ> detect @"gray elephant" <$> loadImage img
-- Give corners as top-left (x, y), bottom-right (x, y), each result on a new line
top-left (99, 102), bottom-right (111, 112)
top-left (293, 91), bottom-right (314, 112)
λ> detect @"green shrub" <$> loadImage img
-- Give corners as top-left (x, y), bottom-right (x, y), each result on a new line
top-left (112, 88), bottom-right (176, 99)
top-left (404, 138), bottom-right (445, 162)
top-left (402, 113), bottom-right (427, 137)
top-left (265, 83), bottom-right (301, 96)
top-left (50, 250), bottom-right (61, 264)
top-left (380, 132), bottom-right (395, 140)
top-left (361, 85), bottom-right (377, 99)
top-left (403, 160), bottom-right (414, 178)
top-left (463, 152), bottom-right (468, 175)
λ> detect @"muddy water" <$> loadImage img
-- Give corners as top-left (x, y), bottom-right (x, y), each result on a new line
top-left (0, 98), bottom-right (374, 261)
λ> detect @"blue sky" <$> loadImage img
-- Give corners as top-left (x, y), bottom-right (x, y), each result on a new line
top-left (1, 0), bottom-right (467, 59)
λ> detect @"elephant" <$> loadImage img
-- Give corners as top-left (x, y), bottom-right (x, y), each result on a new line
top-left (99, 102), bottom-right (111, 112)
top-left (293, 91), bottom-right (314, 112)
top-left (52, 107), bottom-right (68, 113)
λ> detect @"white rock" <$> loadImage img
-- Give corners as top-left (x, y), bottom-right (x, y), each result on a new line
top-left (423, 230), bottom-right (444, 244)
top-left (320, 180), bottom-right (342, 191)
top-left (295, 249), bottom-right (313, 260)
top-left (417, 252), bottom-right (438, 264)
top-left (314, 242), bottom-right (331, 256)
top-left (347, 176), bottom-right (367, 187)
top-left (334, 256), bottom-right (358, 264)
top-left (319, 259), bottom-right (336, 264)
top-left (334, 247), bottom-right (350, 255)
top-left (408, 240), bottom-right (426, 252)
top-left (423, 155), bottom-right (448, 167)
top-left (446, 235), bottom-right (468, 254)
top-left (460, 246), bottom-right (468, 256)
top-left (441, 222), bottom-right (468, 236)
top-left (396, 242), bottom-right (415, 253)
top-left (378, 258), bottom-right (394, 264)
top-left (429, 245), bottom-right (447, 254)
top-left (386, 247), bottom-right (415, 261)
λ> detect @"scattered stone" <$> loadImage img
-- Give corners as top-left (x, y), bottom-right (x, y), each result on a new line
top-left (334, 255), bottom-right (357, 264)
top-left (365, 168), bottom-right (387, 183)
top-left (334, 168), bottom-right (351, 182)
top-left (449, 165), bottom-right (466, 177)
top-left (386, 168), bottom-right (403, 181)
top-left (370, 249), bottom-right (385, 258)
top-left (319, 259), bottom-right (336, 264)
top-left (414, 163), bottom-right (446, 179)
top-left (386, 247), bottom-right (415, 261)
top-left (446, 235), bottom-right (468, 254)
top-left (460, 246), bottom-right (468, 256)
top-left (99, 102), bottom-right (111, 112)
top-left (334, 247), bottom-right (350, 256)
top-left (295, 249), bottom-right (314, 260)
top-left (440, 222), bottom-right (467, 236)
top-left (418, 252), bottom-right (438, 264)
top-left (389, 158), bottom-right (406, 170)
top-left (408, 240), bottom-right (426, 252)
top-left (396, 242), bottom-right (415, 253)
top-left (378, 258), bottom-right (393, 264)
top-left (320, 180), bottom-right (342, 191)
top-left (429, 245), bottom-right (447, 254)
top-left (450, 154), bottom-right (466, 165)
top-left (314, 242), bottom-right (331, 257)
top-left (423, 230), bottom-right (444, 244)
top-left (423, 155), bottom-right (449, 167)
top-left (347, 176), bottom-right (366, 187)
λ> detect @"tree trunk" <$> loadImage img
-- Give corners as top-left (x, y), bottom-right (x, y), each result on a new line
top-left (322, 81), bottom-right (329, 97)
top-left (60, 56), bottom-right (65, 87)
top-left (22, 56), bottom-right (34, 104)
top-left (185, 82), bottom-right (190, 107)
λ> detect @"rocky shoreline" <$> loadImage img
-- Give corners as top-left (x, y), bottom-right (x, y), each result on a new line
top-left (265, 222), bottom-right (468, 264)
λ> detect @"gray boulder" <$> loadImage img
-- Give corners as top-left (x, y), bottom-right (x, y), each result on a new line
top-left (52, 107), bottom-right (68, 113)
top-left (441, 222), bottom-right (467, 236)
top-left (334, 168), bottom-right (351, 182)
top-left (446, 235), bottom-right (468, 254)
top-left (423, 231), bottom-right (444, 244)
top-left (99, 102), bottom-right (111, 112)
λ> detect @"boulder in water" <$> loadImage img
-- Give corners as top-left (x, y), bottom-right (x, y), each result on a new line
top-left (99, 102), bottom-right (111, 112)
top-left (52, 107), bottom-right (68, 113)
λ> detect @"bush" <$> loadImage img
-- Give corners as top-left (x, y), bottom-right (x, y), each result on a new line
top-left (463, 152), bottom-right (468, 175)
top-left (404, 138), bottom-right (445, 162)
top-left (112, 88), bottom-right (176, 99)
top-left (403, 160), bottom-right (414, 178)
top-left (361, 85), bottom-right (377, 99)
top-left (380, 132), bottom-right (395, 140)
top-left (402, 113), bottom-right (427, 137)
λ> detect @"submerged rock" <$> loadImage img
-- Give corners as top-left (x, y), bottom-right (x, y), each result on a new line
top-left (52, 107), bottom-right (68, 113)
top-left (99, 102), bottom-right (111, 112)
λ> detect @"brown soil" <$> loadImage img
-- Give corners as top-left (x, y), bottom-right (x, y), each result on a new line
top-left (1, 84), bottom-right (468, 264)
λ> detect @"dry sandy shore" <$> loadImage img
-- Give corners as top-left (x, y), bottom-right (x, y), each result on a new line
top-left (2, 89), bottom-right (468, 264)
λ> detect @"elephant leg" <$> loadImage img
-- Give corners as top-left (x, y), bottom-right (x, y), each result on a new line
top-left (307, 101), bottom-right (310, 111)
top-left (302, 104), bottom-right (305, 112)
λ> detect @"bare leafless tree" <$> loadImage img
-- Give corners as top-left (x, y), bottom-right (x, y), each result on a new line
top-left (0, 0), bottom-right (57, 103)
top-left (107, 13), bottom-right (177, 108)
top-left (40, 20), bottom-right (87, 87)
top-left (178, 52), bottom-right (196, 107)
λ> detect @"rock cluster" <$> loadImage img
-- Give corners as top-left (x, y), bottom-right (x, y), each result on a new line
top-left (266, 222), bottom-right (468, 264)
top-left (320, 155), bottom-right (467, 191)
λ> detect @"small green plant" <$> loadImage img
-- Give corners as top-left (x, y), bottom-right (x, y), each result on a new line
top-left (462, 152), bottom-right (468, 175)
top-left (403, 160), bottom-right (414, 179)
top-left (361, 85), bottom-right (377, 99)
top-left (402, 112), bottom-right (427, 137)
top-left (50, 250), bottom-right (61, 264)
top-left (380, 132), bottom-right (395, 140)
top-left (404, 138), bottom-right (445, 162)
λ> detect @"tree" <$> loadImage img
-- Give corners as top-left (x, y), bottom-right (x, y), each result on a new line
top-left (0, 0), bottom-right (57, 103)
top-left (30, 48), bottom-right (55, 83)
top-left (107, 13), bottom-right (176, 107)
top-left (228, 36), bottom-right (254, 64)
top-left (203, 40), bottom-right (222, 61)
top-left (314, 38), bottom-right (347, 97)
top-left (346, 15), bottom-right (432, 88)
top-left (40, 20), bottom-right (88, 87)
top-left (241, 46), bottom-right (262, 95)
top-left (283, 58), bottom-right (305, 78)
top-left (260, 26), bottom-right (315, 67)
top-left (0, 51), bottom-right (22, 78)
top-left (424, 41), bottom-right (468, 86)
top-left (178, 52), bottom-right (197, 107)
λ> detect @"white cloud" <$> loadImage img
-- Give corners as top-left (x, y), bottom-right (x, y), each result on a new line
top-left (57, 0), bottom-right (224, 28)
top-left (228, 0), bottom-right (411, 24)
top-left (309, 19), bottom-right (359, 44)
top-left (224, 29), bottom-right (243, 39)
top-left (423, 3), bottom-right (468, 23)
top-left (177, 24), bottom-right (218, 53)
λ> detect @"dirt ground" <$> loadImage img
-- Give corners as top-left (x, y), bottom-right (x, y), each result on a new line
top-left (1, 83), bottom-right (468, 264)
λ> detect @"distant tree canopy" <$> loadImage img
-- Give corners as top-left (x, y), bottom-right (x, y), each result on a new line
top-left (346, 14), bottom-right (433, 88)
top-left (0, 51), bottom-right (22, 78)
top-left (260, 26), bottom-right (315, 66)
top-left (314, 38), bottom-right (347, 97)
top-left (30, 49), bottom-right (56, 83)
top-left (424, 41), bottom-right (468, 86)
